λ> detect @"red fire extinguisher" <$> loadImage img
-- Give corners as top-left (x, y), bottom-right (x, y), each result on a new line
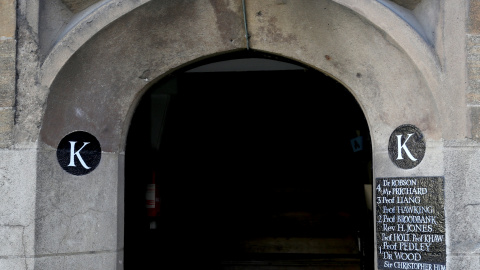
top-left (146, 170), bottom-right (160, 229)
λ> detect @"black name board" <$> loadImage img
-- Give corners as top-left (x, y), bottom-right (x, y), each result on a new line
top-left (376, 177), bottom-right (446, 270)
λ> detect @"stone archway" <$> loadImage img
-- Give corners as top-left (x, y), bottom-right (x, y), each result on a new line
top-left (35, 1), bottom-right (444, 269)
top-left (123, 52), bottom-right (375, 269)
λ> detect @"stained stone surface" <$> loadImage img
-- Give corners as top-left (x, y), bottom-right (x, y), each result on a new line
top-left (35, 150), bottom-right (119, 255)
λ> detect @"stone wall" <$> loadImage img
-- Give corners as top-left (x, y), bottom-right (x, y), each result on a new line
top-left (444, 1), bottom-right (480, 268)
top-left (0, 0), bottom-right (16, 148)
top-left (0, 0), bottom-right (479, 269)
top-left (469, 0), bottom-right (480, 140)
top-left (1, 2), bottom-right (38, 269)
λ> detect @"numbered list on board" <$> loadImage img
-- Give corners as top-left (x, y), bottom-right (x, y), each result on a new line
top-left (376, 177), bottom-right (446, 270)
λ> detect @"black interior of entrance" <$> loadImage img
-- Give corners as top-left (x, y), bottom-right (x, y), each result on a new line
top-left (125, 61), bottom-right (373, 269)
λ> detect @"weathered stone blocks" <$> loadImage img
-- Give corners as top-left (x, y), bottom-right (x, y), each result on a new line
top-left (0, 108), bottom-right (13, 147)
top-left (0, 0), bottom-right (16, 148)
top-left (469, 0), bottom-right (480, 35)
top-left (0, 0), bottom-right (16, 37)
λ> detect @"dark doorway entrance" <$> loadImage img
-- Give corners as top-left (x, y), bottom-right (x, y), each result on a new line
top-left (124, 53), bottom-right (373, 269)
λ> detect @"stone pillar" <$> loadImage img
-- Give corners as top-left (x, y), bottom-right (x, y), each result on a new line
top-left (444, 1), bottom-right (480, 269)
top-left (0, 1), bottom-right (36, 270)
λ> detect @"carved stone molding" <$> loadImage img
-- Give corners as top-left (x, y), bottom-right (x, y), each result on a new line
top-left (61, 0), bottom-right (102, 13)
top-left (390, 0), bottom-right (421, 10)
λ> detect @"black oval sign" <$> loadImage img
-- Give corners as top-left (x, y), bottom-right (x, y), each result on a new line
top-left (57, 131), bottom-right (101, 175)
top-left (388, 124), bottom-right (425, 169)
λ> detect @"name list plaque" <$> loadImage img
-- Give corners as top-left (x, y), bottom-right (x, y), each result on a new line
top-left (376, 177), bottom-right (446, 270)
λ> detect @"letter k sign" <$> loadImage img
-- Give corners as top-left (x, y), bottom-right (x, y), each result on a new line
top-left (388, 124), bottom-right (425, 169)
top-left (57, 131), bottom-right (101, 175)
top-left (396, 134), bottom-right (417, 161)
top-left (68, 141), bottom-right (91, 169)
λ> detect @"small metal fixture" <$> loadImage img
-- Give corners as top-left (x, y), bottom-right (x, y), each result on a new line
top-left (242, 0), bottom-right (250, 50)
